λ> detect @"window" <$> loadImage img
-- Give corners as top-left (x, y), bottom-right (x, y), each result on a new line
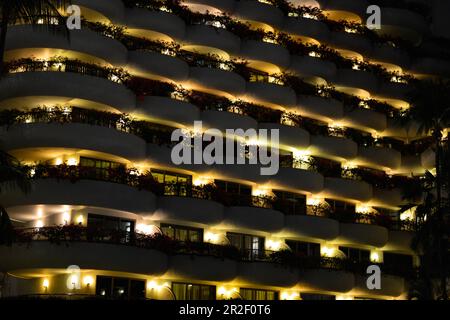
top-left (383, 252), bottom-right (413, 270)
top-left (301, 293), bottom-right (335, 300)
top-left (79, 157), bottom-right (123, 179)
top-left (339, 246), bottom-right (370, 263)
top-left (172, 282), bottom-right (216, 300)
top-left (286, 240), bottom-right (320, 257)
top-left (87, 214), bottom-right (134, 243)
top-left (95, 276), bottom-right (145, 300)
top-left (160, 224), bottom-right (203, 242)
top-left (215, 180), bottom-right (251, 195)
top-left (327, 199), bottom-right (356, 214)
top-left (240, 288), bottom-right (278, 300)
top-left (227, 232), bottom-right (265, 260)
top-left (273, 190), bottom-right (306, 215)
top-left (151, 170), bottom-right (192, 196)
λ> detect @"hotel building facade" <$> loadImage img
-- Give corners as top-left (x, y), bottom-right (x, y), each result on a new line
top-left (1, 0), bottom-right (449, 300)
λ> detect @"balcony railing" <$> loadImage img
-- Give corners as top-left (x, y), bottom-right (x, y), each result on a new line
top-left (9, 226), bottom-right (415, 278)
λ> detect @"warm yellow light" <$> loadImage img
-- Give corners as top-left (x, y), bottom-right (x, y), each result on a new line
top-left (281, 291), bottom-right (299, 300)
top-left (37, 208), bottom-right (43, 218)
top-left (193, 177), bottom-right (212, 186)
top-left (336, 295), bottom-right (354, 300)
top-left (321, 245), bottom-right (337, 257)
top-left (136, 224), bottom-right (157, 235)
top-left (70, 274), bottom-right (79, 289)
top-left (67, 157), bottom-right (78, 166)
top-left (205, 232), bottom-right (220, 244)
top-left (306, 196), bottom-right (322, 206)
top-left (42, 279), bottom-right (49, 290)
top-left (55, 158), bottom-right (63, 165)
top-left (36, 220), bottom-right (44, 228)
top-left (355, 204), bottom-right (372, 214)
top-left (266, 239), bottom-right (282, 251)
top-left (252, 188), bottom-right (269, 197)
top-left (62, 212), bottom-right (71, 224)
top-left (147, 280), bottom-right (157, 290)
top-left (76, 215), bottom-right (84, 225)
top-left (83, 276), bottom-right (94, 287)
top-left (370, 251), bottom-right (382, 263)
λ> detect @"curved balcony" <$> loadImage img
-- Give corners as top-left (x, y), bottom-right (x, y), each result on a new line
top-left (352, 274), bottom-right (405, 298)
top-left (309, 135), bottom-right (357, 161)
top-left (324, 177), bottom-right (372, 202)
top-left (298, 269), bottom-right (355, 293)
top-left (371, 44), bottom-right (410, 69)
top-left (239, 40), bottom-right (291, 73)
top-left (319, 0), bottom-right (368, 22)
top-left (234, 1), bottom-right (284, 29)
top-left (236, 262), bottom-right (298, 287)
top-left (295, 95), bottom-right (344, 122)
top-left (334, 69), bottom-right (379, 96)
top-left (370, 188), bottom-right (405, 209)
top-left (410, 57), bottom-right (450, 78)
top-left (182, 0), bottom-right (236, 13)
top-left (383, 230), bottom-right (414, 254)
top-left (182, 25), bottom-right (241, 56)
top-left (5, 26), bottom-right (128, 66)
top-left (338, 223), bottom-right (388, 248)
top-left (125, 9), bottom-right (186, 41)
top-left (281, 17), bottom-right (330, 43)
top-left (73, 0), bottom-right (125, 23)
top-left (127, 51), bottom-right (189, 82)
top-left (358, 146), bottom-right (401, 171)
top-left (135, 96), bottom-right (199, 127)
top-left (258, 123), bottom-right (310, 150)
top-left (188, 67), bottom-right (246, 97)
top-left (377, 8), bottom-right (427, 44)
top-left (375, 81), bottom-right (410, 110)
top-left (420, 147), bottom-right (435, 170)
top-left (245, 82), bottom-right (296, 108)
top-left (167, 255), bottom-right (237, 282)
top-left (0, 179), bottom-right (157, 215)
top-left (223, 206), bottom-right (284, 234)
top-left (282, 215), bottom-right (339, 241)
top-left (201, 110), bottom-right (257, 132)
top-left (287, 55), bottom-right (337, 84)
top-left (152, 196), bottom-right (224, 225)
top-left (0, 242), bottom-right (168, 275)
top-left (0, 123), bottom-right (146, 162)
top-left (328, 32), bottom-right (373, 57)
top-left (343, 108), bottom-right (387, 133)
top-left (271, 167), bottom-right (324, 194)
top-left (0, 72), bottom-right (136, 112)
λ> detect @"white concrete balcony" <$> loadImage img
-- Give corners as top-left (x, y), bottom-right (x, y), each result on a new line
top-left (234, 0), bottom-right (284, 28)
top-left (382, 230), bottom-right (414, 254)
top-left (294, 95), bottom-right (344, 123)
top-left (376, 8), bottom-right (427, 44)
top-left (271, 167), bottom-right (324, 194)
top-left (125, 8), bottom-right (186, 41)
top-left (352, 274), bottom-right (405, 298)
top-left (258, 123), bottom-right (310, 150)
top-left (318, 0), bottom-right (368, 22)
top-left (201, 110), bottom-right (257, 132)
top-left (135, 96), bottom-right (200, 127)
top-left (357, 146), bottom-right (401, 171)
top-left (287, 55), bottom-right (337, 83)
top-left (222, 206), bottom-right (284, 234)
top-left (152, 196), bottom-right (224, 225)
top-left (343, 108), bottom-right (387, 133)
top-left (324, 177), bottom-right (372, 202)
top-left (240, 40), bottom-right (291, 73)
top-left (73, 0), bottom-right (125, 23)
top-left (309, 135), bottom-right (358, 160)
top-left (334, 69), bottom-right (379, 96)
top-left (281, 215), bottom-right (339, 241)
top-left (245, 82), bottom-right (296, 108)
top-left (328, 32), bottom-right (373, 57)
top-left (167, 255), bottom-right (237, 282)
top-left (0, 123), bottom-right (146, 162)
top-left (0, 72), bottom-right (136, 112)
top-left (236, 262), bottom-right (299, 287)
top-left (127, 51), bottom-right (189, 82)
top-left (281, 16), bottom-right (330, 43)
top-left (182, 25), bottom-right (241, 56)
top-left (0, 179), bottom-right (157, 215)
top-left (188, 67), bottom-right (246, 97)
top-left (5, 26), bottom-right (128, 66)
top-left (298, 269), bottom-right (355, 293)
top-left (337, 222), bottom-right (389, 248)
